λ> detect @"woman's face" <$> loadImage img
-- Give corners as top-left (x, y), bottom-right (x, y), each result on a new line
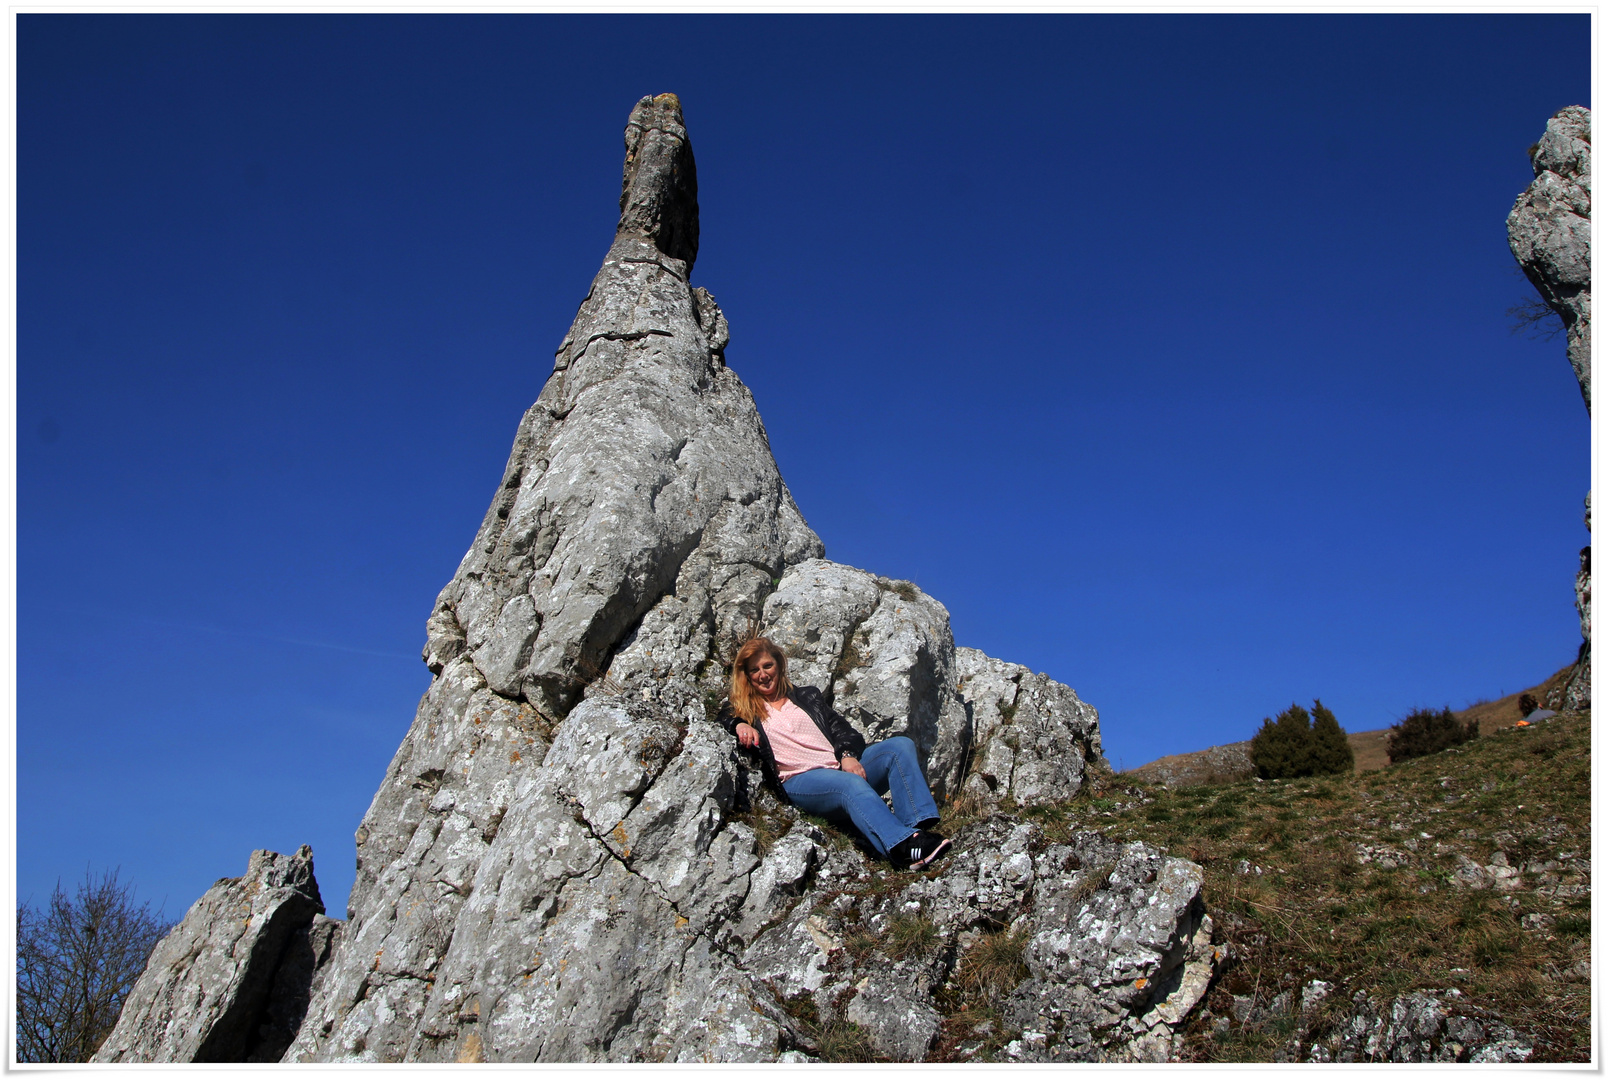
top-left (745, 653), bottom-right (781, 700)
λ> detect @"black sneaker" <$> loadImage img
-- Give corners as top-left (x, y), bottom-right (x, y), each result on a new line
top-left (889, 830), bottom-right (952, 870)
top-left (911, 831), bottom-right (952, 868)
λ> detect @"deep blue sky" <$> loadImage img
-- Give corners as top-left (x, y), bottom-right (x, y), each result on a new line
top-left (18, 14), bottom-right (1591, 920)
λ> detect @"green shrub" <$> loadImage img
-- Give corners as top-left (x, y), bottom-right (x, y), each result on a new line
top-left (1250, 700), bottom-right (1353, 779)
top-left (1310, 699), bottom-right (1355, 774)
top-left (1385, 707), bottom-right (1478, 763)
top-left (1252, 704), bottom-right (1313, 779)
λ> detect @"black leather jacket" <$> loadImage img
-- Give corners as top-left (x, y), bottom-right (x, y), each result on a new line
top-left (716, 684), bottom-right (867, 800)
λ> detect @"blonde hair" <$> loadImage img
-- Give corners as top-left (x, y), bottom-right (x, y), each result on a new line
top-left (729, 637), bottom-right (793, 725)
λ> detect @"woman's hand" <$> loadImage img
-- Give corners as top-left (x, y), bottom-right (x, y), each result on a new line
top-left (735, 722), bottom-right (760, 749)
top-left (839, 754), bottom-right (867, 779)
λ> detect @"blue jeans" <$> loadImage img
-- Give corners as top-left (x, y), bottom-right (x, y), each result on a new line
top-left (781, 736), bottom-right (939, 858)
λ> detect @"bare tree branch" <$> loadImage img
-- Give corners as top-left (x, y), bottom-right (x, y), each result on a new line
top-left (16, 868), bottom-right (170, 1062)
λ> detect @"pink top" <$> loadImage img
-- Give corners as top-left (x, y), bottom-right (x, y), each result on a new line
top-left (762, 698), bottom-right (841, 782)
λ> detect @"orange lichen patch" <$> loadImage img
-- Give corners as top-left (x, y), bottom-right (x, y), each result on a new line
top-left (612, 822), bottom-right (632, 859)
top-left (509, 750), bottom-right (521, 764)
top-left (675, 915), bottom-right (690, 930)
top-left (457, 1032), bottom-right (484, 1063)
top-left (1134, 977), bottom-right (1147, 990)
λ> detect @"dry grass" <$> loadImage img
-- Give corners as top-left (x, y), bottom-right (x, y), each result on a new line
top-left (878, 577), bottom-right (921, 601)
top-left (886, 912), bottom-right (939, 960)
top-left (736, 790), bottom-right (796, 858)
top-left (953, 928), bottom-right (1031, 1002)
top-left (833, 639), bottom-right (868, 680)
top-left (814, 1019), bottom-right (881, 1062)
top-left (1454, 664), bottom-right (1575, 734)
top-left (929, 929), bottom-right (1030, 1059)
top-left (1067, 858), bottom-right (1119, 901)
top-left (771, 988), bottom-right (886, 1063)
top-left (1091, 708), bottom-right (1591, 1061)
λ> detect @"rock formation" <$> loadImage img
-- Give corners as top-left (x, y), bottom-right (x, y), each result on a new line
top-left (93, 847), bottom-right (339, 1063)
top-left (103, 94), bottom-right (1209, 1063)
top-left (1205, 979), bottom-right (1534, 1063)
top-left (1508, 105), bottom-right (1591, 711)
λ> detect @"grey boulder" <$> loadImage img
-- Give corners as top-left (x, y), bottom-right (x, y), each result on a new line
top-left (955, 646), bottom-right (1105, 806)
top-left (758, 559), bottom-right (1105, 804)
top-left (92, 846), bottom-right (335, 1063)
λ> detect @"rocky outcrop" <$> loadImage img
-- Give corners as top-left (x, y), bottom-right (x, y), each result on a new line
top-left (1129, 740), bottom-right (1257, 789)
top-left (92, 847), bottom-right (337, 1063)
top-left (426, 92), bottom-right (821, 720)
top-left (744, 814), bottom-right (1216, 1062)
top-left (275, 93), bottom-right (827, 1062)
top-left (1222, 981), bottom-right (1534, 1063)
top-left (1509, 105), bottom-right (1591, 711)
top-left (953, 646), bottom-right (1105, 805)
top-left (752, 561), bottom-right (1104, 804)
top-left (1509, 106), bottom-right (1592, 411)
top-left (109, 94), bottom-right (1193, 1063)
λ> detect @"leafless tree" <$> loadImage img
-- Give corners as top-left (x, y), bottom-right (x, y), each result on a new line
top-left (15, 868), bottom-right (170, 1062)
top-left (1508, 266), bottom-right (1567, 341)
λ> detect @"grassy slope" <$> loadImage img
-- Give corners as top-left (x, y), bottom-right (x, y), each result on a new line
top-left (1132, 665), bottom-right (1576, 779)
top-left (1064, 707), bottom-right (1591, 1061)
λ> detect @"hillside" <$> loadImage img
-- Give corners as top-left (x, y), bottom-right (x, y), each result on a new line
top-left (1131, 665), bottom-right (1575, 784)
top-left (1076, 707), bottom-right (1591, 1061)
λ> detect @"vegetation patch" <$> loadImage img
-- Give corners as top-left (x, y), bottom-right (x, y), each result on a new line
top-left (877, 578), bottom-right (921, 602)
top-left (886, 912), bottom-right (939, 960)
top-left (1250, 700), bottom-right (1354, 779)
top-left (953, 928), bottom-right (1031, 1003)
top-left (1387, 707), bottom-right (1480, 763)
top-left (1085, 709), bottom-right (1591, 1061)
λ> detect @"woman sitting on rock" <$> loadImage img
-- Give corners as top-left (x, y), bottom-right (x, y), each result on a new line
top-left (718, 636), bottom-right (952, 869)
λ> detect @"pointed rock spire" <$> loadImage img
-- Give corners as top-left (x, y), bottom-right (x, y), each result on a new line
top-left (618, 93), bottom-right (699, 270)
top-left (280, 94), bottom-right (824, 1062)
top-left (419, 94), bottom-right (819, 722)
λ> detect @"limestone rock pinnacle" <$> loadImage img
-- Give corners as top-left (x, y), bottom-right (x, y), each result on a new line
top-left (1508, 105), bottom-right (1591, 711)
top-left (109, 96), bottom-right (1155, 1065)
top-left (1508, 105), bottom-right (1592, 412)
top-left (618, 93), bottom-right (699, 270)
